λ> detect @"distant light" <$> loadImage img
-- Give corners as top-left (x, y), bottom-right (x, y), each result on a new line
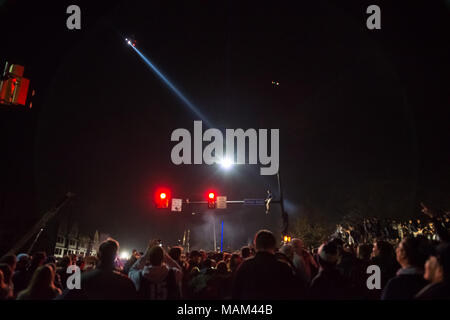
top-left (120, 251), bottom-right (130, 260)
top-left (160, 192), bottom-right (167, 199)
top-left (127, 41), bottom-right (131, 45)
top-left (219, 158), bottom-right (233, 169)
top-left (208, 192), bottom-right (215, 199)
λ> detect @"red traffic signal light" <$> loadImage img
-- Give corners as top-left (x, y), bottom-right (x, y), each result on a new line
top-left (207, 191), bottom-right (216, 209)
top-left (155, 188), bottom-right (170, 209)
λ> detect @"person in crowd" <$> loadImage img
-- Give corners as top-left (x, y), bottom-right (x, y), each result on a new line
top-left (351, 243), bottom-right (374, 299)
top-left (309, 241), bottom-right (353, 299)
top-left (232, 230), bottom-right (297, 300)
top-left (0, 264), bottom-right (13, 299)
top-left (60, 238), bottom-right (137, 300)
top-left (46, 262), bottom-right (63, 291)
top-left (128, 240), bottom-right (182, 300)
top-left (292, 238), bottom-right (318, 284)
top-left (12, 253), bottom-right (30, 297)
top-left (169, 246), bottom-right (183, 266)
top-left (371, 240), bottom-right (400, 289)
top-left (83, 256), bottom-right (98, 272)
top-left (415, 242), bottom-right (450, 299)
top-left (189, 258), bottom-right (217, 299)
top-left (241, 246), bottom-right (251, 259)
top-left (0, 269), bottom-right (13, 300)
top-left (17, 265), bottom-right (61, 300)
top-left (209, 261), bottom-right (232, 299)
top-left (0, 255), bottom-right (17, 273)
top-left (13, 251), bottom-right (46, 297)
top-left (229, 254), bottom-right (242, 275)
top-left (56, 255), bottom-right (72, 290)
top-left (276, 244), bottom-right (296, 271)
top-left (381, 236), bottom-right (430, 299)
top-left (188, 250), bottom-right (202, 272)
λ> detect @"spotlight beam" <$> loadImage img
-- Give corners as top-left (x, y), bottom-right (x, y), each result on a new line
top-left (129, 44), bottom-right (212, 127)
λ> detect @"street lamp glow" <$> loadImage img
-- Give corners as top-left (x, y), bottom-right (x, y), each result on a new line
top-left (120, 251), bottom-right (130, 260)
top-left (219, 158), bottom-right (233, 169)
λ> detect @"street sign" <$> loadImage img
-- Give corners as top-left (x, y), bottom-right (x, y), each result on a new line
top-left (171, 198), bottom-right (182, 212)
top-left (244, 199), bottom-right (265, 206)
top-left (217, 196), bottom-right (227, 209)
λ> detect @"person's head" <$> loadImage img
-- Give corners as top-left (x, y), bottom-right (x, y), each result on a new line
top-left (216, 261), bottom-right (228, 274)
top-left (424, 242), bottom-right (450, 283)
top-left (254, 230), bottom-right (276, 254)
top-left (189, 250), bottom-right (202, 266)
top-left (291, 238), bottom-right (304, 255)
top-left (148, 246), bottom-right (164, 266)
top-left (372, 240), bottom-right (394, 259)
top-left (357, 244), bottom-right (373, 260)
top-left (16, 253), bottom-right (30, 270)
top-left (396, 236), bottom-right (430, 269)
top-left (0, 255), bottom-right (16, 272)
top-left (0, 264), bottom-right (12, 285)
top-left (229, 254), bottom-right (242, 271)
top-left (279, 244), bottom-right (294, 261)
top-left (30, 252), bottom-right (47, 268)
top-left (98, 238), bottom-right (119, 267)
top-left (169, 246), bottom-right (183, 262)
top-left (25, 265), bottom-right (56, 294)
top-left (241, 246), bottom-right (251, 259)
top-left (317, 242), bottom-right (339, 270)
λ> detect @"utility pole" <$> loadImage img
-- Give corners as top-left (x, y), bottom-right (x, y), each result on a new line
top-left (213, 215), bottom-right (217, 252)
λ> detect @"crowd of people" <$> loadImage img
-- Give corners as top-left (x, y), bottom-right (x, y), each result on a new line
top-left (0, 207), bottom-right (449, 300)
top-left (334, 210), bottom-right (450, 245)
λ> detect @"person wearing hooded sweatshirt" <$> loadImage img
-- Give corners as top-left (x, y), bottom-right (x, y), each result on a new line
top-left (128, 240), bottom-right (182, 300)
top-left (309, 241), bottom-right (353, 300)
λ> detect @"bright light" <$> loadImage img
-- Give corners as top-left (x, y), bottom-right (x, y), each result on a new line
top-left (120, 251), bottom-right (130, 260)
top-left (127, 40), bottom-right (131, 45)
top-left (219, 158), bottom-right (233, 169)
top-left (208, 192), bottom-right (215, 199)
top-left (160, 192), bottom-right (167, 199)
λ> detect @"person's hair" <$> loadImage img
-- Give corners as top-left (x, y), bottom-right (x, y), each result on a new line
top-left (357, 244), bottom-right (373, 260)
top-left (98, 238), bottom-right (119, 265)
top-left (0, 264), bottom-right (12, 284)
top-left (20, 265), bottom-right (57, 297)
top-left (149, 246), bottom-right (164, 266)
top-left (216, 261), bottom-right (228, 274)
top-left (254, 230), bottom-right (276, 251)
top-left (401, 236), bottom-right (431, 268)
top-left (241, 246), bottom-right (251, 259)
top-left (0, 255), bottom-right (16, 269)
top-left (169, 246), bottom-right (182, 261)
top-left (435, 242), bottom-right (450, 279)
top-left (279, 244), bottom-right (294, 260)
top-left (317, 241), bottom-right (339, 269)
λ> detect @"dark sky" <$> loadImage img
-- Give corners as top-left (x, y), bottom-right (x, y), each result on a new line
top-left (1, 1), bottom-right (449, 253)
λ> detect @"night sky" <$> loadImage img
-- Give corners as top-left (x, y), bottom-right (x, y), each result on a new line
top-left (1, 1), bottom-right (449, 253)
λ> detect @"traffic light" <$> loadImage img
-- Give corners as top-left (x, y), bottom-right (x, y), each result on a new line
top-left (207, 191), bottom-right (216, 209)
top-left (155, 188), bottom-right (170, 209)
